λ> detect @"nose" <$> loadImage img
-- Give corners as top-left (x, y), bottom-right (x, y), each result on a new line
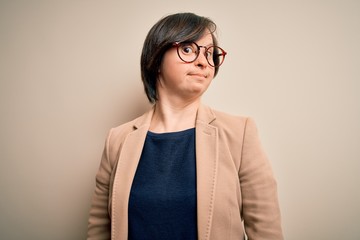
top-left (194, 47), bottom-right (208, 68)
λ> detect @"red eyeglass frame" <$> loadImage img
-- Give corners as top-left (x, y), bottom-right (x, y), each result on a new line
top-left (173, 42), bottom-right (227, 67)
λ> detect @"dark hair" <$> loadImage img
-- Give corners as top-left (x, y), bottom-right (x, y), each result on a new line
top-left (140, 12), bottom-right (219, 103)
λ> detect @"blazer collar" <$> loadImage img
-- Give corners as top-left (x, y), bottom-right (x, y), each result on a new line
top-left (133, 105), bottom-right (155, 130)
top-left (112, 103), bottom-right (218, 240)
top-left (196, 103), bottom-right (217, 125)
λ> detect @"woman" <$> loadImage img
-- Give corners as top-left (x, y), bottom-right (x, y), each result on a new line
top-left (88, 12), bottom-right (283, 240)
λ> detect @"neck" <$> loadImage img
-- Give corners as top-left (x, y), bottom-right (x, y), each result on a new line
top-left (149, 99), bottom-right (200, 133)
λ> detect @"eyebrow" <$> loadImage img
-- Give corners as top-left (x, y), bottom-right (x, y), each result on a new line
top-left (196, 42), bottom-right (214, 48)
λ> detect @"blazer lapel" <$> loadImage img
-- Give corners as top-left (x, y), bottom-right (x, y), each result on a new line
top-left (111, 108), bottom-right (154, 240)
top-left (195, 104), bottom-right (219, 240)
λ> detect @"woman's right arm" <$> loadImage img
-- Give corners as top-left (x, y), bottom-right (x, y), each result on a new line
top-left (87, 130), bottom-right (114, 240)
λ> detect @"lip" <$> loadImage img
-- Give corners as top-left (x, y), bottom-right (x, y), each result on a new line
top-left (188, 72), bottom-right (208, 78)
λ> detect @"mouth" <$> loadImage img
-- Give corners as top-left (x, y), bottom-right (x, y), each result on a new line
top-left (188, 73), bottom-right (208, 79)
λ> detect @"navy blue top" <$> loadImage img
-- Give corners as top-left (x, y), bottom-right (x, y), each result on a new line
top-left (128, 128), bottom-right (197, 240)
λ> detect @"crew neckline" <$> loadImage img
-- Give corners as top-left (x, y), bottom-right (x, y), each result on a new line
top-left (147, 128), bottom-right (195, 137)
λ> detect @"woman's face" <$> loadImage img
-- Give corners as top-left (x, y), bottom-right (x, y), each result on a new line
top-left (157, 30), bottom-right (215, 103)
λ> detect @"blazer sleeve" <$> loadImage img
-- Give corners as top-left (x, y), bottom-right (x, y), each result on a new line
top-left (239, 118), bottom-right (284, 239)
top-left (87, 129), bottom-right (114, 240)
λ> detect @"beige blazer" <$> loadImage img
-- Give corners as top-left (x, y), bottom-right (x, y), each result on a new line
top-left (88, 104), bottom-right (283, 240)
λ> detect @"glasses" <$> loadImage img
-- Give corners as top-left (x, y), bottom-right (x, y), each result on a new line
top-left (173, 42), bottom-right (227, 67)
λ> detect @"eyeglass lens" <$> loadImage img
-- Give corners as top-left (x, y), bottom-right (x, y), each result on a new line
top-left (177, 42), bottom-right (225, 67)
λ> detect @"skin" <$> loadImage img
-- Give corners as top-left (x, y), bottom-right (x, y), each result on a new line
top-left (149, 30), bottom-right (215, 133)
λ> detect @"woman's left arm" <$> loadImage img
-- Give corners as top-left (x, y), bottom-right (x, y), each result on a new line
top-left (239, 118), bottom-right (284, 239)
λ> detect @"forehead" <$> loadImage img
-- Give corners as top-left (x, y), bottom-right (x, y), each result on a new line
top-left (195, 30), bottom-right (214, 46)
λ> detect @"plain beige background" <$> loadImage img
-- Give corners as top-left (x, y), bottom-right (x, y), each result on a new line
top-left (1, 0), bottom-right (359, 239)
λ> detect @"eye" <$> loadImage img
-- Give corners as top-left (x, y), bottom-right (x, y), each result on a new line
top-left (180, 44), bottom-right (196, 55)
top-left (205, 50), bottom-right (213, 58)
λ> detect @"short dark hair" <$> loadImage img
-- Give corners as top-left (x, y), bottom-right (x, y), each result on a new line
top-left (140, 12), bottom-right (220, 103)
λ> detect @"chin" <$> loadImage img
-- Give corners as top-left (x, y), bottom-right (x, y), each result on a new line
top-left (188, 86), bottom-right (209, 97)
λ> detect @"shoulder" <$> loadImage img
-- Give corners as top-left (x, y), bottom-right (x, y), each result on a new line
top-left (212, 108), bottom-right (248, 124)
top-left (210, 107), bottom-right (251, 132)
top-left (109, 118), bottom-right (137, 142)
top-left (104, 109), bottom-right (152, 161)
top-left (108, 107), bottom-right (154, 144)
top-left (209, 107), bottom-right (260, 144)
top-left (107, 115), bottom-right (144, 145)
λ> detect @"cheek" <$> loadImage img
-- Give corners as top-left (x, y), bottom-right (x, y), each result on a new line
top-left (160, 50), bottom-right (180, 73)
top-left (160, 52), bottom-right (188, 78)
